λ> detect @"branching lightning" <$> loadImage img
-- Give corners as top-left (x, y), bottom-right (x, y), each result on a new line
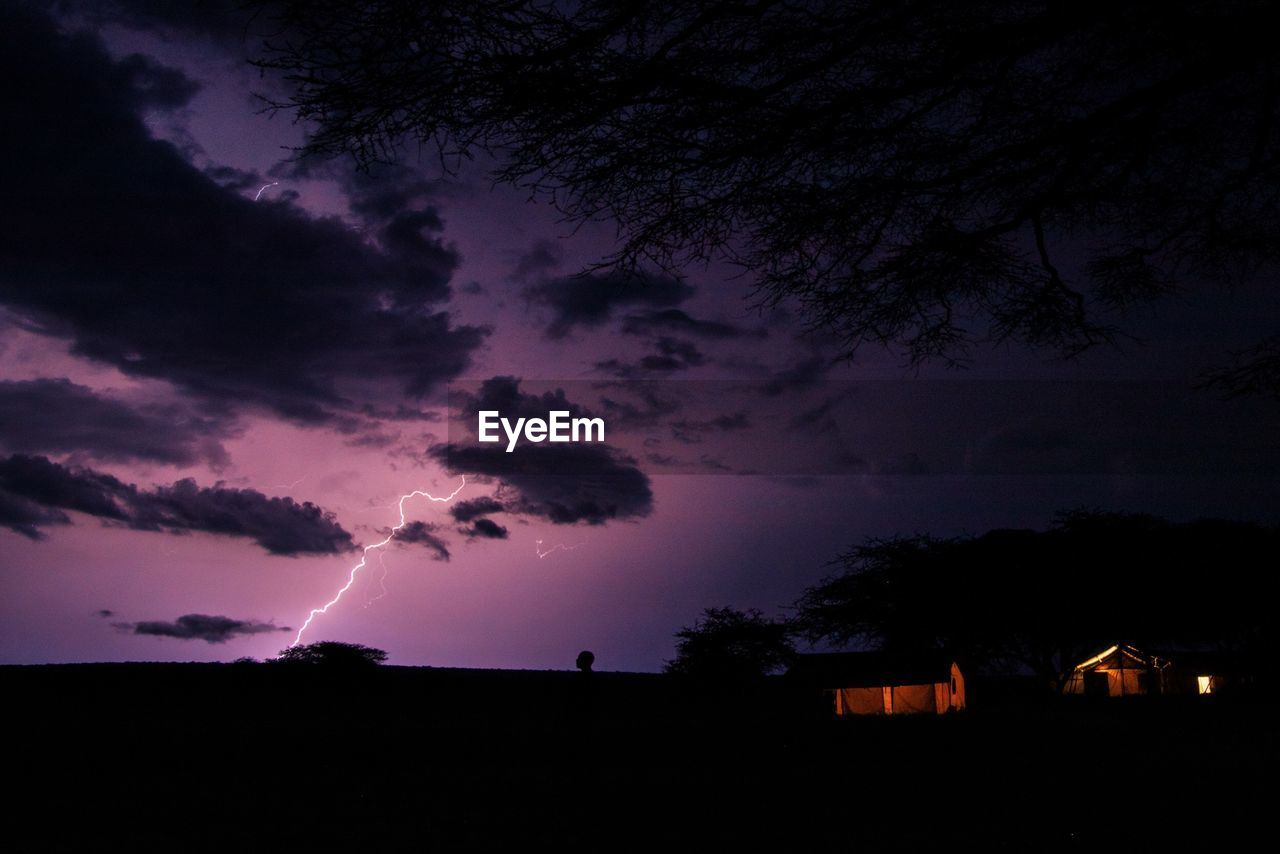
top-left (535, 538), bottom-right (583, 559)
top-left (365, 550), bottom-right (391, 607)
top-left (254, 181), bottom-right (279, 201)
top-left (291, 477), bottom-right (465, 646)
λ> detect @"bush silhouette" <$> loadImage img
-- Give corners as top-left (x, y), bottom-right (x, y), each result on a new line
top-left (275, 641), bottom-right (388, 669)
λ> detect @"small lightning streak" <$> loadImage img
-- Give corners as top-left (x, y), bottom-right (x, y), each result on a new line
top-left (365, 550), bottom-right (391, 607)
top-left (535, 538), bottom-right (583, 559)
top-left (254, 181), bottom-right (279, 201)
top-left (291, 477), bottom-right (465, 646)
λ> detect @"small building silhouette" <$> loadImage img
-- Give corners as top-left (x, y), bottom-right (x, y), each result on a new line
top-left (788, 651), bottom-right (966, 716)
top-left (1063, 643), bottom-right (1244, 697)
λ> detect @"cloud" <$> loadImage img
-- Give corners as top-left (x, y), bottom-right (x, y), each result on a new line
top-left (0, 378), bottom-right (235, 468)
top-left (462, 517), bottom-right (508, 539)
top-left (508, 238), bottom-right (564, 282)
top-left (450, 376), bottom-right (598, 424)
top-left (0, 9), bottom-right (487, 424)
top-left (0, 454), bottom-right (354, 554)
top-left (433, 442), bottom-right (652, 525)
top-left (53, 0), bottom-right (276, 46)
top-left (113, 613), bottom-right (289, 644)
top-left (759, 357), bottom-right (832, 396)
top-left (523, 271), bottom-right (694, 339)
top-left (597, 387), bottom-right (684, 428)
top-left (620, 308), bottom-right (763, 340)
top-left (436, 379), bottom-right (652, 525)
top-left (449, 496), bottom-right (505, 523)
top-left (671, 412), bottom-right (752, 444)
top-left (595, 337), bottom-right (707, 377)
top-left (394, 520), bottom-right (451, 560)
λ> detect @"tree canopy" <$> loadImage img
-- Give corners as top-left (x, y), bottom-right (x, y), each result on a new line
top-left (275, 640), bottom-right (388, 668)
top-left (257, 0), bottom-right (1280, 378)
top-left (792, 512), bottom-right (1279, 688)
top-left (665, 606), bottom-right (795, 680)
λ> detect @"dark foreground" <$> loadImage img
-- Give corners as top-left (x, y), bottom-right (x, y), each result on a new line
top-left (5, 664), bottom-right (1273, 851)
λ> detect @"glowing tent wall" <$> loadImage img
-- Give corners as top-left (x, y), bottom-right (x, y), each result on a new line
top-left (829, 662), bottom-right (966, 716)
top-left (1063, 644), bottom-right (1167, 697)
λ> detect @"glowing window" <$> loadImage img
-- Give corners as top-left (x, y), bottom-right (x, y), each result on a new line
top-left (1197, 675), bottom-right (1213, 695)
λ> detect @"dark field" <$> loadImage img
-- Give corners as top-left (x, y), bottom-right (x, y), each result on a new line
top-left (6, 664), bottom-right (1273, 851)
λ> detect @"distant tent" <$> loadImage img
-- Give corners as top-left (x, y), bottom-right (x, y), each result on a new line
top-left (1063, 644), bottom-right (1167, 697)
top-left (788, 651), bottom-right (966, 716)
top-left (1064, 643), bottom-right (1244, 697)
top-left (1154, 649), bottom-right (1242, 696)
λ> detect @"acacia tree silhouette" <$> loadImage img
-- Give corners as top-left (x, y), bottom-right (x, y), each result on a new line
top-left (275, 640), bottom-right (388, 668)
top-left (256, 1), bottom-right (1280, 383)
top-left (666, 607), bottom-right (794, 681)
top-left (792, 513), bottom-right (1280, 689)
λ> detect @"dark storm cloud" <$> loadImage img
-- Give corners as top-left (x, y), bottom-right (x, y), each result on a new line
top-left (670, 412), bottom-right (752, 444)
top-left (0, 490), bottom-right (70, 541)
top-left (113, 613), bottom-right (289, 644)
top-left (204, 164), bottom-right (267, 193)
top-left (595, 337), bottom-right (707, 377)
top-left (52, 0), bottom-right (273, 45)
top-left (438, 378), bottom-right (652, 524)
top-left (451, 376), bottom-right (597, 424)
top-left (620, 308), bottom-right (763, 341)
top-left (788, 393), bottom-right (852, 433)
top-left (394, 520), bottom-right (451, 561)
top-left (759, 357), bottom-right (832, 397)
top-left (433, 442), bottom-right (652, 525)
top-left (463, 517), bottom-right (508, 539)
top-left (0, 379), bottom-right (235, 468)
top-left (597, 386), bottom-right (684, 428)
top-left (0, 8), bottom-right (486, 424)
top-left (112, 51), bottom-right (202, 108)
top-left (0, 455), bottom-right (354, 554)
top-left (449, 496), bottom-right (505, 523)
top-left (508, 238), bottom-right (564, 282)
top-left (524, 271), bottom-right (694, 339)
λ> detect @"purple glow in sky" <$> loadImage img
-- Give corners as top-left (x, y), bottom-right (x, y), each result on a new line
top-left (1, 2), bottom-right (1277, 670)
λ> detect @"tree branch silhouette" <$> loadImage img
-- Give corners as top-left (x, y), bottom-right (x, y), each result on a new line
top-left (255, 1), bottom-right (1280, 377)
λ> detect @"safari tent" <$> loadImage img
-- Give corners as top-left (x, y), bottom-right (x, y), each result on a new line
top-left (1064, 643), bottom-right (1243, 697)
top-left (1063, 644), bottom-right (1168, 697)
top-left (788, 651), bottom-right (966, 716)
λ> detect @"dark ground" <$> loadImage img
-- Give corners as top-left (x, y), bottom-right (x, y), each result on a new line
top-left (5, 664), bottom-right (1273, 851)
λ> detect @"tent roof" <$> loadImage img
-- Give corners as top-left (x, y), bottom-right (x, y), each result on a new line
top-left (1071, 643), bottom-right (1167, 671)
top-left (1146, 647), bottom-right (1247, 675)
top-left (787, 651), bottom-right (957, 687)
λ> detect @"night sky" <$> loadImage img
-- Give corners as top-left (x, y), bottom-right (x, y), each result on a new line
top-left (2, 1), bottom-right (1277, 670)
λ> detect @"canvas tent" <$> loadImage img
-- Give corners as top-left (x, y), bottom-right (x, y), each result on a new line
top-left (1063, 644), bottom-right (1167, 697)
top-left (1064, 643), bottom-right (1243, 697)
top-left (788, 651), bottom-right (966, 716)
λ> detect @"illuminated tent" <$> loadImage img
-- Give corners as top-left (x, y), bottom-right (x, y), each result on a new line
top-left (1065, 644), bottom-right (1244, 697)
top-left (1155, 649), bottom-right (1241, 696)
top-left (1063, 644), bottom-right (1168, 697)
top-left (788, 651), bottom-right (966, 716)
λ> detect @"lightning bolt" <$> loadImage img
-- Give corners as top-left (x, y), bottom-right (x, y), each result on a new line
top-left (254, 181), bottom-right (279, 201)
top-left (291, 477), bottom-right (465, 646)
top-left (535, 538), bottom-right (583, 559)
top-left (365, 550), bottom-right (391, 607)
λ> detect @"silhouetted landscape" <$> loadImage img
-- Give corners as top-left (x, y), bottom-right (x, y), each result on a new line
top-left (8, 660), bottom-right (1275, 850)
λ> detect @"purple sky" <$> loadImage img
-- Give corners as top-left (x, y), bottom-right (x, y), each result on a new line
top-left (1, 2), bottom-right (1277, 670)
